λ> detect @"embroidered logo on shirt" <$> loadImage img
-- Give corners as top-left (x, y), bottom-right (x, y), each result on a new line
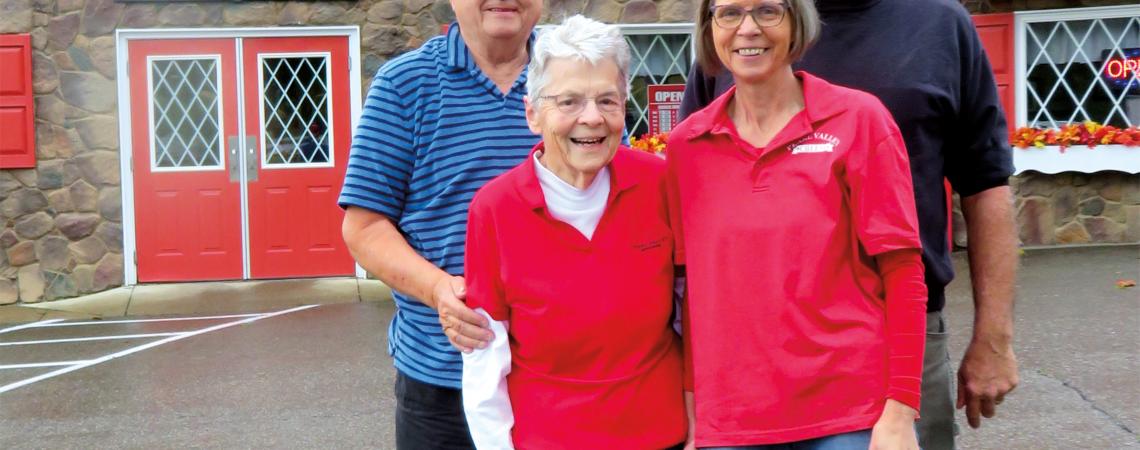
top-left (634, 237), bottom-right (666, 251)
top-left (790, 132), bottom-right (840, 155)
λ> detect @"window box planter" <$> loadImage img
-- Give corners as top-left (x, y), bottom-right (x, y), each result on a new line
top-left (1013, 145), bottom-right (1140, 174)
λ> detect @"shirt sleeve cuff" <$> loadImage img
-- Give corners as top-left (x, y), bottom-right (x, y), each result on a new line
top-left (461, 309), bottom-right (515, 449)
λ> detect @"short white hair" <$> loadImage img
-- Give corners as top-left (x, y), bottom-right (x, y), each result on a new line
top-left (526, 15), bottom-right (631, 100)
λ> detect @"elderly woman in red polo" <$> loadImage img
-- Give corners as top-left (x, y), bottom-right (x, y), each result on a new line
top-left (460, 15), bottom-right (688, 450)
top-left (667, 0), bottom-right (928, 449)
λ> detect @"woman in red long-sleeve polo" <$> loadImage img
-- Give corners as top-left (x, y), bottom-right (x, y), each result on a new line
top-left (667, 1), bottom-right (928, 449)
top-left (460, 15), bottom-right (688, 450)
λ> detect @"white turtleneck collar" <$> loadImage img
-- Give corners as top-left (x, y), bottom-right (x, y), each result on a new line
top-left (533, 151), bottom-right (610, 240)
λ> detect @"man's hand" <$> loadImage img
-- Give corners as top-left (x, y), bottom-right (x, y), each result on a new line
top-left (870, 399), bottom-right (919, 450)
top-left (958, 186), bottom-right (1020, 429)
top-left (957, 336), bottom-right (1018, 428)
top-left (434, 275), bottom-right (494, 353)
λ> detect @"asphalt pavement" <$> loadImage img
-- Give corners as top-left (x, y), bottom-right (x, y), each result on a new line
top-left (946, 244), bottom-right (1139, 449)
top-left (0, 245), bottom-right (1137, 449)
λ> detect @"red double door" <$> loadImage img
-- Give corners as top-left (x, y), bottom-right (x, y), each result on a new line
top-left (128, 37), bottom-right (354, 282)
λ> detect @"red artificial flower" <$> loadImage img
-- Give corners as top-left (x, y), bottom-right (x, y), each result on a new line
top-left (1009, 122), bottom-right (1140, 150)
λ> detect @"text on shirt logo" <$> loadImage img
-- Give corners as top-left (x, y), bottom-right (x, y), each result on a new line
top-left (634, 238), bottom-right (666, 252)
top-left (789, 132), bottom-right (840, 155)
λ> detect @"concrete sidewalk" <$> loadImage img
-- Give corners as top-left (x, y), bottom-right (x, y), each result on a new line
top-left (0, 277), bottom-right (392, 325)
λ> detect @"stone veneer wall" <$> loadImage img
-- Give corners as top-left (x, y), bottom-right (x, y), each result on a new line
top-left (0, 0), bottom-right (1136, 305)
top-left (950, 172), bottom-right (1140, 248)
top-left (1013, 172), bottom-right (1140, 245)
top-left (0, 0), bottom-right (693, 304)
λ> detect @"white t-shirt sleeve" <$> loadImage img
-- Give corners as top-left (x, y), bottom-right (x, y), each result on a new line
top-left (461, 308), bottom-right (514, 450)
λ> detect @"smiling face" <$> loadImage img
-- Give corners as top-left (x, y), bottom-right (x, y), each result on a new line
top-left (710, 0), bottom-right (794, 85)
top-left (450, 0), bottom-right (542, 43)
top-left (526, 57), bottom-right (625, 189)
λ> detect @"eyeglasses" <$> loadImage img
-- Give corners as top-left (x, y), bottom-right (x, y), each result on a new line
top-left (538, 93), bottom-right (625, 115)
top-left (709, 2), bottom-right (788, 29)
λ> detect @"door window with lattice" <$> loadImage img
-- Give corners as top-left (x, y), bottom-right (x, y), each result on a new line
top-left (148, 56), bottom-right (224, 170)
top-left (259, 53), bottom-right (333, 167)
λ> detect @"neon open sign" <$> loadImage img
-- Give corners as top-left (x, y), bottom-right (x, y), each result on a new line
top-left (1103, 48), bottom-right (1140, 92)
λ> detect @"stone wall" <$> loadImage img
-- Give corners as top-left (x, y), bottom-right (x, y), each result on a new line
top-left (1, 0), bottom-right (1137, 305)
top-left (1014, 172), bottom-right (1140, 245)
top-left (950, 172), bottom-right (1140, 248)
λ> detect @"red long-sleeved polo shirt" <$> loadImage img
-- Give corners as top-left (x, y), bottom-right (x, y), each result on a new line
top-left (667, 72), bottom-right (926, 446)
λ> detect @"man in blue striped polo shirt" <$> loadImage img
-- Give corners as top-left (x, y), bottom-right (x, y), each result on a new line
top-left (339, 2), bottom-right (543, 448)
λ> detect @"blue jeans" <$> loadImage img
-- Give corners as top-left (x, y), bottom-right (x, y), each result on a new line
top-left (701, 429), bottom-right (872, 450)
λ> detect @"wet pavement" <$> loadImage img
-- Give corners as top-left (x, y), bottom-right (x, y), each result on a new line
top-left (0, 245), bottom-right (1137, 449)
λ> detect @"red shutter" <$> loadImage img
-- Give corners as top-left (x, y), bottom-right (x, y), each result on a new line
top-left (0, 34), bottom-right (35, 169)
top-left (972, 13), bottom-right (1016, 133)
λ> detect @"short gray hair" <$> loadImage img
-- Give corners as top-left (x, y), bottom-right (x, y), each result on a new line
top-left (526, 15), bottom-right (631, 100)
top-left (695, 0), bottom-right (820, 75)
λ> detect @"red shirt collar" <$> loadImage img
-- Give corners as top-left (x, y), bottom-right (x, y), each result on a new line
top-left (676, 71), bottom-right (848, 143)
top-left (515, 141), bottom-right (643, 210)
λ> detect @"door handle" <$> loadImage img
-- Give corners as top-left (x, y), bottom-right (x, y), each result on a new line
top-left (228, 136), bottom-right (241, 182)
top-left (245, 135), bottom-right (259, 182)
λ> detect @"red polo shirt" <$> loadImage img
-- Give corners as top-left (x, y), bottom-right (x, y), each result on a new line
top-left (465, 144), bottom-right (686, 449)
top-left (666, 72), bottom-right (924, 446)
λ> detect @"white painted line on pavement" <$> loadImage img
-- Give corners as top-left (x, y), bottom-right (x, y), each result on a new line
top-left (0, 332), bottom-right (186, 347)
top-left (0, 361), bottom-right (91, 370)
top-left (0, 319), bottom-right (65, 335)
top-left (0, 304), bottom-right (320, 394)
top-left (34, 313), bottom-right (265, 327)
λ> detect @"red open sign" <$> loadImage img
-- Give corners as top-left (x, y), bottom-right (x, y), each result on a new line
top-left (647, 84), bottom-right (685, 135)
top-left (1102, 48), bottom-right (1140, 92)
top-left (1104, 56), bottom-right (1140, 80)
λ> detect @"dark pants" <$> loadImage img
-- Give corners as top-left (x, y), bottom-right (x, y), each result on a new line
top-left (395, 371), bottom-right (476, 450)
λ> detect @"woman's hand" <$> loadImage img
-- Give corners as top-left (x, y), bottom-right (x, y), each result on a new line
top-left (869, 399), bottom-right (919, 450)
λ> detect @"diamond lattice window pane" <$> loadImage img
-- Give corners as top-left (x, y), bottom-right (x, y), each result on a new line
top-left (625, 33), bottom-right (692, 136)
top-left (262, 56), bottom-right (331, 165)
top-left (150, 58), bottom-right (222, 169)
top-left (1025, 16), bottom-right (1140, 128)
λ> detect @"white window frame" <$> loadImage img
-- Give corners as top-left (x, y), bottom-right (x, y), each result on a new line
top-left (257, 51), bottom-right (336, 170)
top-left (147, 55), bottom-right (226, 173)
top-left (1014, 5), bottom-right (1140, 129)
top-left (1013, 5), bottom-right (1140, 175)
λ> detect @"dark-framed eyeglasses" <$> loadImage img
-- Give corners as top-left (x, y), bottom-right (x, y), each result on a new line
top-left (538, 93), bottom-right (625, 115)
top-left (709, 2), bottom-right (788, 29)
